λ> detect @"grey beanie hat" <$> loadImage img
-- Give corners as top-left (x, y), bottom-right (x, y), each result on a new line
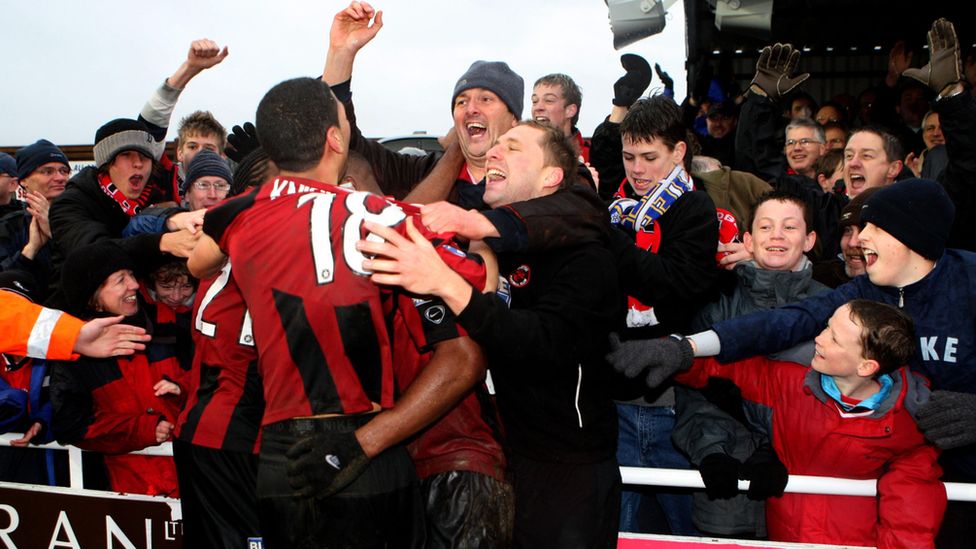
top-left (93, 118), bottom-right (165, 168)
top-left (452, 61), bottom-right (524, 119)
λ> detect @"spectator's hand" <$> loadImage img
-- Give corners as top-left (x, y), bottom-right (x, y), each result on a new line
top-left (718, 241), bottom-right (752, 270)
top-left (750, 43), bottom-right (809, 102)
top-left (904, 19), bottom-right (963, 96)
top-left (584, 162), bottom-right (600, 191)
top-left (740, 443), bottom-right (788, 500)
top-left (225, 122), bottom-right (260, 163)
top-left (286, 430), bottom-right (370, 498)
top-left (330, 1), bottom-right (384, 55)
top-left (613, 54), bottom-right (653, 107)
top-left (153, 379), bottom-right (182, 397)
top-left (10, 422), bottom-right (43, 447)
top-left (917, 390), bottom-right (976, 449)
top-left (359, 219), bottom-right (461, 297)
top-left (156, 420), bottom-right (174, 443)
top-left (73, 316), bottom-right (150, 358)
top-left (887, 41), bottom-right (914, 86)
top-left (905, 151), bottom-right (923, 177)
top-left (160, 229), bottom-right (202, 258)
top-left (606, 333), bottom-right (694, 389)
top-left (23, 216), bottom-right (49, 260)
top-left (699, 453), bottom-right (741, 500)
top-left (24, 190), bottom-right (51, 239)
top-left (420, 201), bottom-right (495, 240)
top-left (186, 38), bottom-right (228, 72)
top-left (166, 209), bottom-right (206, 234)
top-left (654, 63), bottom-right (674, 92)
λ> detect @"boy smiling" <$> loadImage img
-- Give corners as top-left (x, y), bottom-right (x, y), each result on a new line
top-left (673, 299), bottom-right (945, 548)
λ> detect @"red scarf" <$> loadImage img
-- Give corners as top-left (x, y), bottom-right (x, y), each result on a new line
top-left (97, 172), bottom-right (153, 217)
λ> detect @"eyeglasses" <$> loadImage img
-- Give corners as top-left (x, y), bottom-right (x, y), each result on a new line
top-left (192, 181), bottom-right (231, 192)
top-left (35, 166), bottom-right (71, 177)
top-left (785, 138), bottom-right (822, 149)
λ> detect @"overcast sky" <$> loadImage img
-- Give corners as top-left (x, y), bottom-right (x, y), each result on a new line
top-left (1, 1), bottom-right (687, 146)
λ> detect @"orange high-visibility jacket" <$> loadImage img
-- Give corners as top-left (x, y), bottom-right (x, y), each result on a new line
top-left (1, 292), bottom-right (83, 359)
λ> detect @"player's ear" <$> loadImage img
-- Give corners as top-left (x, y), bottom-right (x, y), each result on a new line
top-left (326, 125), bottom-right (344, 155)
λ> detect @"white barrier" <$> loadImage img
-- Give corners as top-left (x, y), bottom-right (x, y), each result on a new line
top-left (620, 467), bottom-right (976, 502)
top-left (3, 433), bottom-right (975, 501)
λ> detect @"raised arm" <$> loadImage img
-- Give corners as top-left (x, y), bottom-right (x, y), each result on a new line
top-left (139, 39), bottom-right (229, 138)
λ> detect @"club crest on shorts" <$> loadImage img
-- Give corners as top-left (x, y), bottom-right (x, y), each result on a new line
top-left (508, 264), bottom-right (531, 288)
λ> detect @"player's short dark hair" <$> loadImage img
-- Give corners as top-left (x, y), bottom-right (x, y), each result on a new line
top-left (846, 299), bottom-right (916, 377)
top-left (231, 148), bottom-right (277, 195)
top-left (516, 120), bottom-right (578, 190)
top-left (256, 77), bottom-right (340, 172)
top-left (620, 95), bottom-right (691, 171)
top-left (748, 189), bottom-right (812, 235)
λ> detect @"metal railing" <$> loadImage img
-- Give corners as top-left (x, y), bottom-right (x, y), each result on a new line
top-left (3, 432), bottom-right (973, 501)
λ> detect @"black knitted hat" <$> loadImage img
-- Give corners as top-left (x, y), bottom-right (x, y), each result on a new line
top-left (61, 241), bottom-right (136, 317)
top-left (860, 178), bottom-right (955, 260)
top-left (16, 139), bottom-right (69, 180)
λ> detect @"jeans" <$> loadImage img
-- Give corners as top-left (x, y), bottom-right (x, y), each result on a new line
top-left (616, 403), bottom-right (698, 535)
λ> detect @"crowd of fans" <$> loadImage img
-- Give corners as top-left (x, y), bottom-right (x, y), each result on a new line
top-left (2, 3), bottom-right (976, 548)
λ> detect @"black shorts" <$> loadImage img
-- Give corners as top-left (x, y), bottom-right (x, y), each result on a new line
top-left (257, 415), bottom-right (424, 549)
top-left (422, 470), bottom-right (514, 548)
top-left (173, 439), bottom-right (260, 549)
top-left (509, 454), bottom-right (621, 549)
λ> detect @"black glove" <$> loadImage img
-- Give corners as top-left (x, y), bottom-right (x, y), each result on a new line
top-left (613, 54), bottom-right (653, 107)
top-left (654, 63), bottom-right (674, 92)
top-left (903, 19), bottom-right (963, 95)
top-left (225, 122), bottom-right (260, 163)
top-left (916, 390), bottom-right (976, 449)
top-left (740, 444), bottom-right (788, 501)
top-left (606, 333), bottom-right (694, 389)
top-left (750, 43), bottom-right (810, 102)
top-left (285, 430), bottom-right (370, 499)
top-left (699, 453), bottom-right (741, 500)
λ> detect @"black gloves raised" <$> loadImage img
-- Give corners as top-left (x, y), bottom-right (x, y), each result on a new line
top-left (286, 430), bottom-right (370, 499)
top-left (654, 63), bottom-right (674, 92)
top-left (606, 333), bottom-right (694, 389)
top-left (225, 122), bottom-right (261, 164)
top-left (613, 54), bottom-right (653, 107)
top-left (916, 390), bottom-right (976, 449)
top-left (750, 43), bottom-right (810, 102)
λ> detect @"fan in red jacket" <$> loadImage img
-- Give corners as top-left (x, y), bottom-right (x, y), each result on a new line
top-left (672, 299), bottom-right (945, 549)
top-left (51, 241), bottom-right (187, 497)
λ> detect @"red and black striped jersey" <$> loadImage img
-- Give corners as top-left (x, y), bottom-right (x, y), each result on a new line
top-left (203, 176), bottom-right (484, 426)
top-left (175, 262), bottom-right (264, 453)
top-left (392, 297), bottom-right (506, 481)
